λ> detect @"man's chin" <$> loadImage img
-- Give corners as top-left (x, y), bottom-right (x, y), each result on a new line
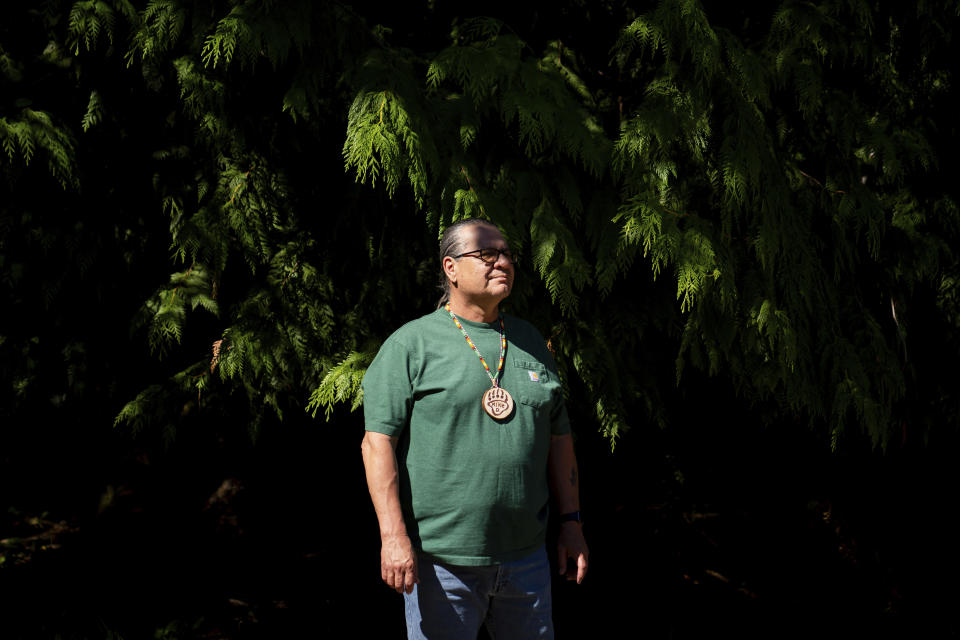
top-left (489, 283), bottom-right (512, 299)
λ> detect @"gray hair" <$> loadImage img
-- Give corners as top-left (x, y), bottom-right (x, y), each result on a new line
top-left (436, 218), bottom-right (497, 308)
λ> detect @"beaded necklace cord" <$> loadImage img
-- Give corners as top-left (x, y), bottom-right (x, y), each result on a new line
top-left (444, 303), bottom-right (506, 388)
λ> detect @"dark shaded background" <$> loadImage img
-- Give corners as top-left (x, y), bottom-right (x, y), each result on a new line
top-left (4, 368), bottom-right (958, 638)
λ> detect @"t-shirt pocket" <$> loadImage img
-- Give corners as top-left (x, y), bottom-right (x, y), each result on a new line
top-left (513, 360), bottom-right (551, 408)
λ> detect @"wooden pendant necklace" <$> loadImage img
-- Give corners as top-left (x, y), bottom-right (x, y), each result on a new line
top-left (445, 303), bottom-right (515, 420)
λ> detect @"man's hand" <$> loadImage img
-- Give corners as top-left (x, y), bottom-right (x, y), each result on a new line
top-left (381, 533), bottom-right (419, 594)
top-left (557, 522), bottom-right (589, 584)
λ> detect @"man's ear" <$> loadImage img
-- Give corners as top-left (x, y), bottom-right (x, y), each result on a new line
top-left (442, 256), bottom-right (457, 286)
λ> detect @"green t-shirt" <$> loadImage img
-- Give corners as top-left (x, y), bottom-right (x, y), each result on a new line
top-left (362, 308), bottom-right (571, 566)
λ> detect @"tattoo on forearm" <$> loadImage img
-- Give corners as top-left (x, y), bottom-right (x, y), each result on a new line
top-left (569, 468), bottom-right (577, 487)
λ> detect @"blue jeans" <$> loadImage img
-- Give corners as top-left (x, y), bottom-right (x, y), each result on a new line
top-left (403, 546), bottom-right (554, 640)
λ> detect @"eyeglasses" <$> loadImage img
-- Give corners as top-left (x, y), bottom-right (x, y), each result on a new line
top-left (454, 248), bottom-right (518, 265)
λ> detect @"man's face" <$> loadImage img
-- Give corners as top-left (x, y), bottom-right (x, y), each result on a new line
top-left (448, 224), bottom-right (515, 304)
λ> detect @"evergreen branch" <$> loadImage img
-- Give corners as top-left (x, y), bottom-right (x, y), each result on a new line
top-left (798, 169), bottom-right (847, 195)
top-left (306, 349), bottom-right (377, 420)
top-left (210, 339), bottom-right (224, 373)
top-left (167, 261), bottom-right (195, 307)
top-left (458, 166), bottom-right (486, 218)
top-left (280, 261), bottom-right (300, 290)
top-left (228, 166), bottom-right (254, 205)
top-left (80, 90), bottom-right (103, 132)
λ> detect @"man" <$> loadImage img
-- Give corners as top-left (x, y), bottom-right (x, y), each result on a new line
top-left (361, 218), bottom-right (588, 639)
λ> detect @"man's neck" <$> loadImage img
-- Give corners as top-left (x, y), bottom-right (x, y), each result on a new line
top-left (446, 298), bottom-right (500, 324)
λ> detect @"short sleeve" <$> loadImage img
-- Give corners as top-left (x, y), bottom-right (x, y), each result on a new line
top-left (536, 336), bottom-right (571, 436)
top-left (362, 337), bottom-right (415, 437)
top-left (548, 369), bottom-right (571, 436)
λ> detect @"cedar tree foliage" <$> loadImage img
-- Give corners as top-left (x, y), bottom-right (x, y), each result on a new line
top-left (1, 0), bottom-right (959, 450)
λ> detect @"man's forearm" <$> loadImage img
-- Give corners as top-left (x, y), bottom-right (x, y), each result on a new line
top-left (362, 430), bottom-right (419, 593)
top-left (549, 432), bottom-right (589, 583)
top-left (547, 433), bottom-right (580, 513)
top-left (361, 431), bottom-right (408, 537)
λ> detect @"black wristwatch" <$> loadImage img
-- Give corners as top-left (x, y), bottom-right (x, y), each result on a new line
top-left (558, 511), bottom-right (582, 524)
